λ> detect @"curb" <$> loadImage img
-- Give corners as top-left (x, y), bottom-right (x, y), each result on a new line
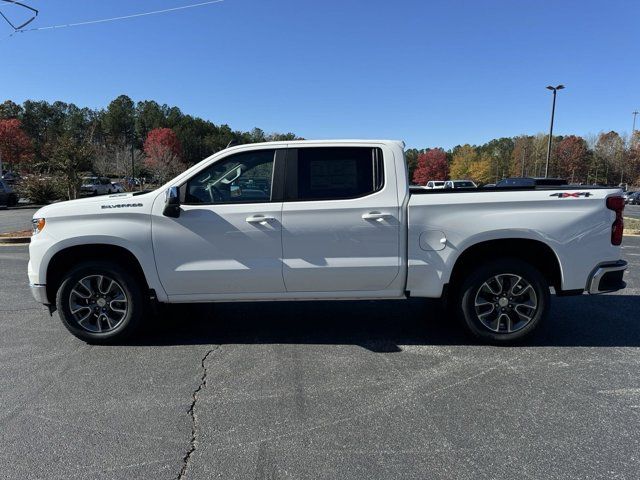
top-left (0, 236), bottom-right (31, 244)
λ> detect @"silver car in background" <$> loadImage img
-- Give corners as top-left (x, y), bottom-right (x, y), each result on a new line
top-left (80, 177), bottom-right (113, 196)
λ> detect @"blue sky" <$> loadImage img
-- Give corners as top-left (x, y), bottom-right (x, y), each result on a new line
top-left (0, 0), bottom-right (638, 149)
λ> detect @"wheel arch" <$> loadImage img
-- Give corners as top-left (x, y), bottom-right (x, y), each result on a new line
top-left (446, 238), bottom-right (563, 296)
top-left (46, 244), bottom-right (151, 305)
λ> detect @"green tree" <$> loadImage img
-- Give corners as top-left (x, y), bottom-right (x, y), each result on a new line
top-left (267, 132), bottom-right (298, 141)
top-left (20, 100), bottom-right (67, 167)
top-left (103, 95), bottom-right (136, 145)
top-left (405, 148), bottom-right (420, 181)
top-left (50, 133), bottom-right (94, 199)
top-left (478, 137), bottom-right (514, 182)
top-left (135, 100), bottom-right (166, 141)
top-left (0, 100), bottom-right (23, 119)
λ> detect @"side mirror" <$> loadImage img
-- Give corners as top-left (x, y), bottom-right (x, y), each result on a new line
top-left (163, 186), bottom-right (181, 218)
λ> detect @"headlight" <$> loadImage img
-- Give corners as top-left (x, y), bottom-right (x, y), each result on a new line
top-left (32, 218), bottom-right (46, 235)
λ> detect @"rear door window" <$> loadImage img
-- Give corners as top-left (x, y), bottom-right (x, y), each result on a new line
top-left (285, 147), bottom-right (384, 201)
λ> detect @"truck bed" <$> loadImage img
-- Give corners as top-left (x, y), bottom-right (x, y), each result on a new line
top-left (405, 185), bottom-right (622, 298)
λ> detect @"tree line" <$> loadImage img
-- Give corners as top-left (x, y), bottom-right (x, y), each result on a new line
top-left (408, 132), bottom-right (640, 187)
top-left (1, 95), bottom-right (639, 202)
top-left (0, 95), bottom-right (299, 199)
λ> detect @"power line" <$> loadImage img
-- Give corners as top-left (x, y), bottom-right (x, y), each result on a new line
top-left (5, 0), bottom-right (223, 35)
top-left (0, 0), bottom-right (38, 30)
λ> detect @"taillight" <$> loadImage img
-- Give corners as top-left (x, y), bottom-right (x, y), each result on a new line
top-left (606, 196), bottom-right (625, 246)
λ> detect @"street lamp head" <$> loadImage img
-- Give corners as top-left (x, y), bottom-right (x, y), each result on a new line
top-left (546, 86), bottom-right (555, 90)
top-left (556, 84), bottom-right (565, 90)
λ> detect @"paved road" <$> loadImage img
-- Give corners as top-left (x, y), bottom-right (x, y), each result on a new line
top-left (625, 204), bottom-right (640, 220)
top-left (1, 239), bottom-right (639, 479)
top-left (0, 207), bottom-right (39, 233)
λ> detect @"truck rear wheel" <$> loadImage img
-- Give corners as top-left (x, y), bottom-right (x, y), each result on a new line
top-left (55, 261), bottom-right (144, 344)
top-left (457, 258), bottom-right (549, 344)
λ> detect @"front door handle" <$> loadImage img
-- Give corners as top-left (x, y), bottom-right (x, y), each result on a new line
top-left (246, 215), bottom-right (275, 224)
top-left (362, 211), bottom-right (392, 220)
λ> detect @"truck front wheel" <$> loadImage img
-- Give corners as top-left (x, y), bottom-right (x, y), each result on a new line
top-left (55, 261), bottom-right (144, 344)
top-left (457, 258), bottom-right (549, 344)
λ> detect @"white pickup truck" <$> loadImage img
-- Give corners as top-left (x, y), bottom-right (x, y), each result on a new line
top-left (28, 140), bottom-right (628, 344)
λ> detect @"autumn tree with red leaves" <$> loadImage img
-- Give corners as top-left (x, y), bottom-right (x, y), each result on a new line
top-left (0, 119), bottom-right (32, 172)
top-left (143, 128), bottom-right (185, 183)
top-left (412, 149), bottom-right (449, 185)
top-left (555, 135), bottom-right (588, 182)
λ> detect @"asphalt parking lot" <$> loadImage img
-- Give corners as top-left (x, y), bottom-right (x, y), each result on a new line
top-left (0, 207), bottom-right (39, 234)
top-left (0, 238), bottom-right (639, 479)
top-left (625, 204), bottom-right (640, 219)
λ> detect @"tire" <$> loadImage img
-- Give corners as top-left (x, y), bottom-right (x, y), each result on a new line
top-left (55, 261), bottom-right (145, 344)
top-left (7, 194), bottom-right (17, 207)
top-left (456, 258), bottom-right (549, 344)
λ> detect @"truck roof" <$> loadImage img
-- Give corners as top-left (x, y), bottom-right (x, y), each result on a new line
top-left (224, 139), bottom-right (405, 151)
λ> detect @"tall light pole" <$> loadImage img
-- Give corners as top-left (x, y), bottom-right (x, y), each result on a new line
top-left (633, 111), bottom-right (639, 135)
top-left (545, 84), bottom-right (565, 178)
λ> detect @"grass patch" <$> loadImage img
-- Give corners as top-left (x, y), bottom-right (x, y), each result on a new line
top-left (625, 217), bottom-right (640, 235)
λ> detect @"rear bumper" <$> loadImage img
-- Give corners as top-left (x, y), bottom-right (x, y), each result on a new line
top-left (30, 283), bottom-right (49, 305)
top-left (587, 260), bottom-right (627, 294)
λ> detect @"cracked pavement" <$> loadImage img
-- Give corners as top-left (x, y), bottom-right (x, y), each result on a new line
top-left (0, 238), bottom-right (639, 479)
top-left (178, 347), bottom-right (220, 480)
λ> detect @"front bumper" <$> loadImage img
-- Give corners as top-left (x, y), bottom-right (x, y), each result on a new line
top-left (587, 260), bottom-right (627, 294)
top-left (30, 283), bottom-right (49, 304)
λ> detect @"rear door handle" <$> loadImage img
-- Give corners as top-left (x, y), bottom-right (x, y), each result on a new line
top-left (246, 215), bottom-right (275, 224)
top-left (362, 211), bottom-right (392, 220)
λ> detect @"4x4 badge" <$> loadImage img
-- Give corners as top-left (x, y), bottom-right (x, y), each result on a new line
top-left (549, 192), bottom-right (592, 198)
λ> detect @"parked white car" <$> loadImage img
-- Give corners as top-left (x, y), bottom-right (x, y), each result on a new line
top-left (425, 180), bottom-right (446, 189)
top-left (28, 140), bottom-right (627, 344)
top-left (80, 177), bottom-right (114, 196)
